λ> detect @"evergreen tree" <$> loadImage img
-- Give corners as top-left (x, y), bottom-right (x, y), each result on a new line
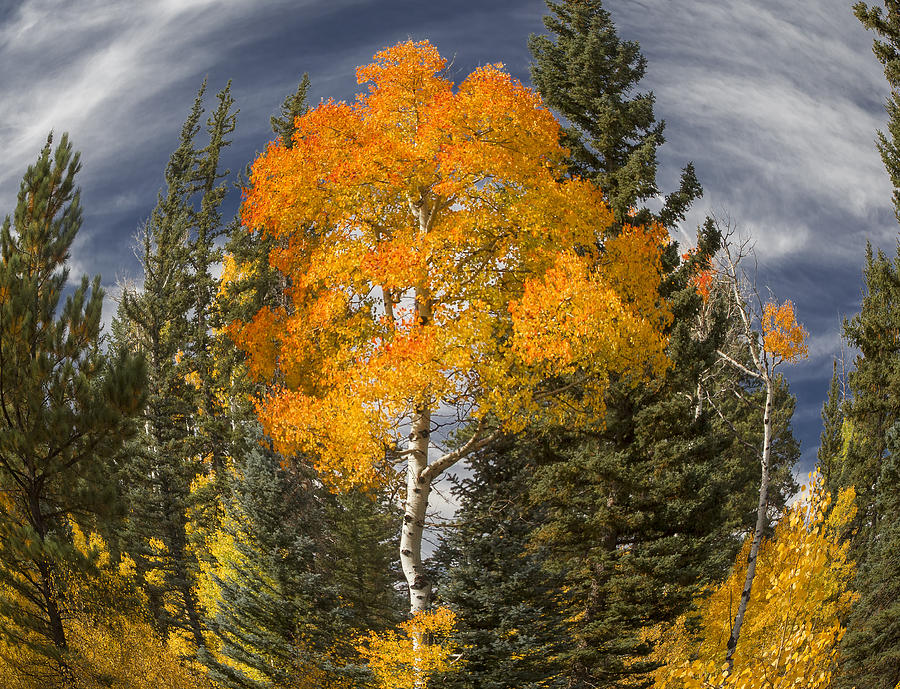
top-left (528, 249), bottom-right (795, 689)
top-left (114, 81), bottom-right (235, 649)
top-left (218, 74), bottom-right (312, 339)
top-left (711, 363), bottom-right (801, 534)
top-left (528, 0), bottom-right (701, 227)
top-left (818, 360), bottom-right (845, 498)
top-left (472, 5), bottom-right (794, 685)
top-left (836, 423), bottom-right (900, 689)
top-left (271, 74), bottom-right (311, 148)
top-left (435, 220), bottom-right (797, 689)
top-left (322, 488), bottom-right (404, 641)
top-left (435, 440), bottom-right (568, 689)
top-left (0, 133), bottom-right (145, 683)
top-left (434, 5), bottom-right (791, 685)
top-left (200, 430), bottom-right (403, 689)
top-left (834, 4), bottom-right (900, 680)
top-left (188, 82), bottom-right (238, 484)
top-left (853, 0), bottom-right (900, 220)
top-left (199, 430), bottom-right (339, 689)
top-left (838, 245), bottom-right (900, 555)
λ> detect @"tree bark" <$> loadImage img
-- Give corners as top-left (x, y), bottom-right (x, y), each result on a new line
top-left (725, 375), bottom-right (774, 673)
top-left (400, 403), bottom-right (433, 615)
top-left (27, 491), bottom-right (75, 687)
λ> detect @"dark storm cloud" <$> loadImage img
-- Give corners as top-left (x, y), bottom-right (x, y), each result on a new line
top-left (0, 0), bottom-right (893, 478)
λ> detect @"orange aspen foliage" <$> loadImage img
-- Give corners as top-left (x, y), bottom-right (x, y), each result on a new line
top-left (231, 40), bottom-right (672, 488)
top-left (681, 249), bottom-right (713, 302)
top-left (650, 474), bottom-right (857, 689)
top-left (761, 300), bottom-right (809, 363)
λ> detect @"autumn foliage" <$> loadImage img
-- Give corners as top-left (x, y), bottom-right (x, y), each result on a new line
top-left (761, 300), bottom-right (809, 363)
top-left (231, 40), bottom-right (672, 487)
top-left (3, 10), bottom-right (875, 688)
top-left (651, 474), bottom-right (857, 689)
top-left (356, 608), bottom-right (458, 689)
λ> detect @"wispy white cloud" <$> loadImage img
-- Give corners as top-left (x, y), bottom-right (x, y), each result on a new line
top-left (610, 0), bottom-right (891, 262)
top-left (0, 0), bottom-right (889, 479)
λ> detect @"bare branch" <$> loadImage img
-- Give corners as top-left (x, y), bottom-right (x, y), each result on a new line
top-left (715, 349), bottom-right (763, 380)
top-left (421, 419), bottom-right (499, 485)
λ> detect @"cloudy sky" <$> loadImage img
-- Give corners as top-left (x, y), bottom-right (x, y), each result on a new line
top-left (0, 0), bottom-right (892, 478)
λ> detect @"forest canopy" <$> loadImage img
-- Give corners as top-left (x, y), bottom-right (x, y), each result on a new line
top-left (0, 1), bottom-right (897, 688)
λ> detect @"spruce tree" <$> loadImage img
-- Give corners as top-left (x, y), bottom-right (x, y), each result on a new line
top-left (455, 4), bottom-right (791, 686)
top-left (322, 489), bottom-right (404, 642)
top-left (271, 74), bottom-right (311, 148)
top-left (0, 134), bottom-right (145, 682)
top-left (528, 0), bottom-right (701, 227)
top-left (200, 428), bottom-right (403, 689)
top-left (839, 245), bottom-right (900, 554)
top-left (853, 0), bottom-right (900, 220)
top-left (818, 360), bottom-right (845, 498)
top-left (114, 82), bottom-right (231, 648)
top-left (218, 74), bottom-right (312, 338)
top-left (711, 364), bottom-right (801, 535)
top-left (834, 246), bottom-right (900, 684)
top-left (833, 4), bottom-right (900, 680)
top-left (528, 250), bottom-right (795, 689)
top-left (439, 11), bottom-right (802, 687)
top-left (188, 82), bottom-right (237, 484)
top-left (199, 429), bottom-right (339, 689)
top-left (435, 439), bottom-right (568, 689)
top-left (836, 424), bottom-right (900, 689)
top-left (435, 220), bottom-right (796, 689)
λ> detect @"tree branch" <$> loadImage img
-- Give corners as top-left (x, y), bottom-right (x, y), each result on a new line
top-left (420, 419), bottom-right (499, 486)
top-left (716, 349), bottom-right (763, 380)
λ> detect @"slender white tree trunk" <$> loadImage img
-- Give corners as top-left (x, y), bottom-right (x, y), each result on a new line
top-left (401, 403), bottom-right (433, 614)
top-left (725, 375), bottom-right (774, 673)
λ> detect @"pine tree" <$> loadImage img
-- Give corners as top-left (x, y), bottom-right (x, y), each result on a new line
top-left (199, 429), bottom-right (340, 689)
top-left (835, 423), bottom-right (900, 689)
top-left (114, 82), bottom-right (230, 649)
top-left (528, 0), bottom-right (701, 227)
top-left (0, 133), bottom-right (145, 683)
top-left (818, 360), bottom-right (845, 498)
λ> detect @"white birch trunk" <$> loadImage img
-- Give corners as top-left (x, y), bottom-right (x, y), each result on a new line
top-left (725, 373), bottom-right (774, 673)
top-left (400, 403), bottom-right (433, 614)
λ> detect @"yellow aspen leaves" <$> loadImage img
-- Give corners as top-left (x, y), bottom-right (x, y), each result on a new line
top-left (762, 300), bottom-right (809, 363)
top-left (356, 608), bottom-right (459, 689)
top-left (650, 473), bottom-right (857, 689)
